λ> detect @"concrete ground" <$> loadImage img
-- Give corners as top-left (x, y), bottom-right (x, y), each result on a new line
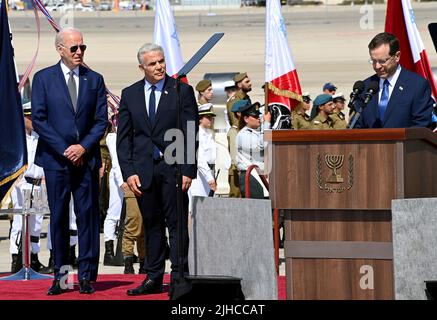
top-left (2, 2), bottom-right (437, 279)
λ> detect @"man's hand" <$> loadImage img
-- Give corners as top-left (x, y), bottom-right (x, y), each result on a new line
top-left (182, 176), bottom-right (192, 192)
top-left (64, 144), bottom-right (86, 163)
top-left (208, 180), bottom-right (217, 192)
top-left (120, 182), bottom-right (130, 193)
top-left (126, 175), bottom-right (142, 196)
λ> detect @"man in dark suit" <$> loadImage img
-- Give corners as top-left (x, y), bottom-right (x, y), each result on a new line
top-left (31, 28), bottom-right (108, 295)
top-left (117, 43), bottom-right (198, 295)
top-left (356, 32), bottom-right (434, 129)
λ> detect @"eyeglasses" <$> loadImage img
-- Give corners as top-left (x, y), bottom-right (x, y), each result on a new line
top-left (61, 44), bottom-right (87, 53)
top-left (368, 55), bottom-right (394, 65)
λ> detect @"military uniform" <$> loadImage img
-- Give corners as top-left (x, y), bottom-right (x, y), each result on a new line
top-left (309, 113), bottom-right (335, 130)
top-left (226, 91), bottom-right (250, 198)
top-left (329, 110), bottom-right (347, 129)
top-left (292, 110), bottom-right (311, 129)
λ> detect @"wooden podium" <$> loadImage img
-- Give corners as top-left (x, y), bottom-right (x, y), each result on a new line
top-left (265, 128), bottom-right (437, 300)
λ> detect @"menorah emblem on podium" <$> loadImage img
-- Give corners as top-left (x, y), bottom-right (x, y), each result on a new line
top-left (325, 154), bottom-right (344, 183)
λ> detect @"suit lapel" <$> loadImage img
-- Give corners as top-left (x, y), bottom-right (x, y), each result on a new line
top-left (383, 68), bottom-right (406, 125)
top-left (54, 62), bottom-right (75, 113)
top-left (76, 66), bottom-right (88, 114)
top-left (368, 74), bottom-right (380, 122)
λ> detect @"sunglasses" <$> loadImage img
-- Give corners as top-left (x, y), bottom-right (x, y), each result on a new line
top-left (62, 44), bottom-right (87, 53)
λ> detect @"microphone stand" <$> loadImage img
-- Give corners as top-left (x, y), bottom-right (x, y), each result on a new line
top-left (347, 97), bottom-right (364, 129)
top-left (171, 33), bottom-right (225, 300)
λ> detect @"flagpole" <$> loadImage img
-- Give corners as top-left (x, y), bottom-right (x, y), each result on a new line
top-left (264, 82), bottom-right (269, 114)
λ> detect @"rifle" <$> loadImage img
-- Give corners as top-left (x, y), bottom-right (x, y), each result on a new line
top-left (112, 197), bottom-right (126, 266)
top-left (208, 169), bottom-right (220, 197)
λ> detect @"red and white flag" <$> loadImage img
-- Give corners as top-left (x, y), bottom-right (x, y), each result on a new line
top-left (154, 0), bottom-right (184, 77)
top-left (385, 0), bottom-right (437, 100)
top-left (265, 0), bottom-right (302, 110)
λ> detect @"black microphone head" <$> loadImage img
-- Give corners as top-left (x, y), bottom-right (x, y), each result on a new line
top-left (353, 80), bottom-right (365, 93)
top-left (367, 81), bottom-right (379, 94)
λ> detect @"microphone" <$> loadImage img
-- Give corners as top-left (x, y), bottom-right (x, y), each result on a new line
top-left (363, 81), bottom-right (379, 105)
top-left (348, 80), bottom-right (365, 110)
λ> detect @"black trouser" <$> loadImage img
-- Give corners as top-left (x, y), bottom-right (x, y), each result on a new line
top-left (239, 171), bottom-right (264, 199)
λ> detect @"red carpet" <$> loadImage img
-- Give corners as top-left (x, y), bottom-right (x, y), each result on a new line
top-left (0, 273), bottom-right (287, 300)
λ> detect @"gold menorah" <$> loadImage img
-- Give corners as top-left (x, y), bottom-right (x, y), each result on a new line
top-left (325, 154), bottom-right (344, 183)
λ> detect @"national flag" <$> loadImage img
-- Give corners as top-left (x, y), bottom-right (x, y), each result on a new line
top-left (0, 0), bottom-right (27, 202)
top-left (265, 0), bottom-right (302, 110)
top-left (153, 0), bottom-right (184, 78)
top-left (385, 0), bottom-right (437, 101)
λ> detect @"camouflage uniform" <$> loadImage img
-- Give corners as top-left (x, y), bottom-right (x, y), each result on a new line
top-left (329, 110), bottom-right (347, 129)
top-left (292, 110), bottom-right (311, 129)
top-left (309, 113), bottom-right (335, 130)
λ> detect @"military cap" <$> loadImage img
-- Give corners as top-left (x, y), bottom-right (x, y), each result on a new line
top-left (22, 98), bottom-right (31, 116)
top-left (195, 79), bottom-right (212, 92)
top-left (233, 72), bottom-right (247, 83)
top-left (302, 92), bottom-right (311, 102)
top-left (323, 82), bottom-right (337, 92)
top-left (310, 94), bottom-right (333, 119)
top-left (198, 103), bottom-right (216, 117)
top-left (231, 99), bottom-right (251, 113)
top-left (241, 102), bottom-right (261, 117)
top-left (223, 80), bottom-right (236, 90)
top-left (332, 92), bottom-right (346, 102)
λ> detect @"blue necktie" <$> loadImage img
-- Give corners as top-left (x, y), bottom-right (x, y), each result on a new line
top-left (379, 79), bottom-right (390, 121)
top-left (148, 85), bottom-right (161, 160)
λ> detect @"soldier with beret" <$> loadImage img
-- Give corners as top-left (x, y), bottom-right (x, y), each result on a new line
top-left (195, 79), bottom-right (213, 105)
top-left (236, 102), bottom-right (271, 199)
top-left (226, 72), bottom-right (252, 198)
top-left (292, 92), bottom-right (311, 129)
top-left (309, 94), bottom-right (335, 130)
top-left (330, 93), bottom-right (348, 129)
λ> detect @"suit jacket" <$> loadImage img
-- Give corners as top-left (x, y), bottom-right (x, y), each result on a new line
top-left (31, 62), bottom-right (108, 170)
top-left (356, 68), bottom-right (434, 128)
top-left (116, 75), bottom-right (199, 189)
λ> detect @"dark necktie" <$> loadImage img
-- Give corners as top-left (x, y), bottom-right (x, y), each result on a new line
top-left (379, 79), bottom-right (390, 121)
top-left (68, 71), bottom-right (77, 112)
top-left (148, 85), bottom-right (160, 160)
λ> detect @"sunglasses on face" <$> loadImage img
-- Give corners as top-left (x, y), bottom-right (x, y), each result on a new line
top-left (62, 44), bottom-right (87, 53)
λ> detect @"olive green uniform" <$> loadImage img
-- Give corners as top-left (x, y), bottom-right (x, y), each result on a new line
top-left (226, 91), bottom-right (250, 198)
top-left (292, 110), bottom-right (311, 129)
top-left (329, 110), bottom-right (347, 129)
top-left (309, 113), bottom-right (335, 130)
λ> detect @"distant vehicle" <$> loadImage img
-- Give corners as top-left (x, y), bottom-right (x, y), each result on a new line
top-left (97, 2), bottom-right (112, 11)
top-left (74, 3), bottom-right (95, 12)
top-left (46, 3), bottom-right (74, 12)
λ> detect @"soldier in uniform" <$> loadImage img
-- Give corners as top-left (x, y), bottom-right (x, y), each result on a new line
top-left (292, 92), bottom-right (311, 129)
top-left (330, 93), bottom-right (348, 129)
top-left (226, 72), bottom-right (252, 198)
top-left (236, 102), bottom-right (271, 199)
top-left (309, 94), bottom-right (335, 130)
top-left (322, 82), bottom-right (337, 95)
top-left (195, 79), bottom-right (213, 105)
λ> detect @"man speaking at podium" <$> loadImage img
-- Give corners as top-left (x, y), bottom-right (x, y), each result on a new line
top-left (356, 32), bottom-right (434, 128)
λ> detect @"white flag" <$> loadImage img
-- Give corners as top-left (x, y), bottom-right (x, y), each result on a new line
top-left (153, 0), bottom-right (184, 77)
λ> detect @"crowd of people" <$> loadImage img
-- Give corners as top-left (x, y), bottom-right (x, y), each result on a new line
top-left (4, 28), bottom-right (435, 297)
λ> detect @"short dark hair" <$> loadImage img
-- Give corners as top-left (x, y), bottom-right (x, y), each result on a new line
top-left (368, 32), bottom-right (400, 56)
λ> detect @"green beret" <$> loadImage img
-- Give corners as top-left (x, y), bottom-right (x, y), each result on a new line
top-left (233, 72), bottom-right (247, 83)
top-left (195, 79), bottom-right (212, 92)
top-left (231, 99), bottom-right (251, 113)
top-left (310, 94), bottom-right (333, 119)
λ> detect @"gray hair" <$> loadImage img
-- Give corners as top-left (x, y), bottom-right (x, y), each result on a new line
top-left (55, 28), bottom-right (83, 48)
top-left (137, 43), bottom-right (164, 65)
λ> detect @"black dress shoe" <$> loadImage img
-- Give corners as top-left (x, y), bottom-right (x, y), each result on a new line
top-left (79, 280), bottom-right (95, 294)
top-left (47, 280), bottom-right (64, 296)
top-left (126, 279), bottom-right (162, 296)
